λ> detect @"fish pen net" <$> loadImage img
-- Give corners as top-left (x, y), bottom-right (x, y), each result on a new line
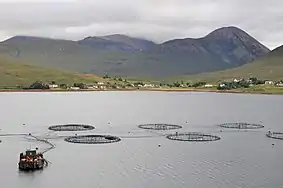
top-left (167, 132), bottom-right (221, 142)
top-left (64, 135), bottom-right (121, 144)
top-left (219, 122), bottom-right (264, 129)
top-left (48, 124), bottom-right (95, 131)
top-left (138, 124), bottom-right (182, 130)
top-left (266, 132), bottom-right (283, 140)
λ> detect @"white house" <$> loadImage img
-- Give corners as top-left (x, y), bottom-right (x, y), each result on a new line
top-left (97, 82), bottom-right (104, 85)
top-left (70, 87), bottom-right (80, 90)
top-left (265, 81), bottom-right (274, 85)
top-left (204, 84), bottom-right (214, 88)
top-left (144, 84), bottom-right (155, 88)
top-left (49, 84), bottom-right (59, 88)
top-left (219, 84), bottom-right (226, 88)
top-left (276, 83), bottom-right (283, 87)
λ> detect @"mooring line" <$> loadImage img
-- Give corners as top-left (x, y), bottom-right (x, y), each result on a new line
top-left (0, 133), bottom-right (55, 154)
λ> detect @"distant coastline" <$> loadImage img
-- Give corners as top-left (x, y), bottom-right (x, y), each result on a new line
top-left (0, 88), bottom-right (282, 95)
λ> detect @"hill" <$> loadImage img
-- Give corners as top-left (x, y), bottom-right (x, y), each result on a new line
top-left (159, 26), bottom-right (269, 66)
top-left (0, 26), bottom-right (270, 78)
top-left (184, 45), bottom-right (283, 82)
top-left (0, 56), bottom-right (103, 88)
top-left (78, 34), bottom-right (156, 52)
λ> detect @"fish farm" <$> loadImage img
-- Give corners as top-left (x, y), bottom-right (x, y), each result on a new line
top-left (219, 122), bottom-right (264, 129)
top-left (48, 124), bottom-right (95, 131)
top-left (166, 132), bottom-right (221, 142)
top-left (138, 124), bottom-right (182, 130)
top-left (64, 135), bottom-right (121, 144)
top-left (266, 132), bottom-right (283, 140)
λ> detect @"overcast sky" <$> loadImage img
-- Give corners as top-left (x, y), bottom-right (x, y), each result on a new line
top-left (0, 0), bottom-right (281, 49)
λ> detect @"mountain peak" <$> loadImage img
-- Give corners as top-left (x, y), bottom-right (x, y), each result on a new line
top-left (206, 26), bottom-right (250, 39)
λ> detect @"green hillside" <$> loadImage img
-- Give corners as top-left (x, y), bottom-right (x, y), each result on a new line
top-left (0, 57), bottom-right (103, 88)
top-left (183, 46), bottom-right (283, 83)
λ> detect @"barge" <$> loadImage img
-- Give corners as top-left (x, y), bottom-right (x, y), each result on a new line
top-left (18, 149), bottom-right (48, 171)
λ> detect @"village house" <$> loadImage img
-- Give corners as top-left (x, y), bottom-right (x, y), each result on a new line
top-left (97, 82), bottom-right (104, 85)
top-left (70, 87), bottom-right (80, 90)
top-left (204, 84), bottom-right (214, 88)
top-left (144, 84), bottom-right (155, 88)
top-left (219, 83), bottom-right (226, 88)
top-left (265, 81), bottom-right (274, 85)
top-left (49, 84), bottom-right (59, 89)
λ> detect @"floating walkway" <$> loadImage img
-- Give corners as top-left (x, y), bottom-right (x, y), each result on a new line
top-left (266, 132), bottom-right (283, 140)
top-left (64, 135), bottom-right (121, 144)
top-left (166, 132), bottom-right (221, 142)
top-left (138, 124), bottom-right (182, 130)
top-left (48, 124), bottom-right (95, 131)
top-left (219, 122), bottom-right (264, 129)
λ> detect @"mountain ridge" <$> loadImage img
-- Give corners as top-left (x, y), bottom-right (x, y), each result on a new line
top-left (0, 26), bottom-right (272, 78)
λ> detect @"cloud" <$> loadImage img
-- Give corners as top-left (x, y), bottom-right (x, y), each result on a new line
top-left (0, 0), bottom-right (282, 49)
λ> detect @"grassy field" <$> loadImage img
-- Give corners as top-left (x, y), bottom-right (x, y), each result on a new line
top-left (0, 56), bottom-right (104, 88)
top-left (179, 52), bottom-right (283, 83)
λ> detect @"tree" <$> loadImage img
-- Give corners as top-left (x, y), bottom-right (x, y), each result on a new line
top-left (73, 83), bottom-right (87, 89)
top-left (173, 82), bottom-right (181, 87)
top-left (29, 81), bottom-right (50, 89)
top-left (103, 74), bottom-right (110, 79)
top-left (59, 84), bottom-right (68, 89)
top-left (192, 82), bottom-right (206, 88)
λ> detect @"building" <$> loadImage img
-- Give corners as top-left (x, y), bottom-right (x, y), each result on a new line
top-left (265, 81), bottom-right (274, 85)
top-left (49, 84), bottom-right (59, 89)
top-left (219, 83), bottom-right (226, 88)
top-left (144, 84), bottom-right (155, 88)
top-left (204, 84), bottom-right (214, 88)
top-left (70, 87), bottom-right (80, 90)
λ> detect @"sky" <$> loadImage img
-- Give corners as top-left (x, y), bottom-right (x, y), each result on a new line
top-left (0, 0), bottom-right (282, 49)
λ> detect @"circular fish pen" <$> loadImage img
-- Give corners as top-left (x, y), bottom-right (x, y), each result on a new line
top-left (167, 132), bottom-right (221, 142)
top-left (64, 135), bottom-right (121, 144)
top-left (219, 122), bottom-right (264, 129)
top-left (266, 132), bottom-right (283, 140)
top-left (138, 124), bottom-right (182, 130)
top-left (48, 124), bottom-right (95, 131)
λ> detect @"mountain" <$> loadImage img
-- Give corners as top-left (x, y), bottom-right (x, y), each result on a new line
top-left (77, 34), bottom-right (156, 52)
top-left (185, 45), bottom-right (283, 82)
top-left (0, 26), bottom-right (271, 78)
top-left (0, 56), bottom-right (103, 88)
top-left (158, 26), bottom-right (270, 66)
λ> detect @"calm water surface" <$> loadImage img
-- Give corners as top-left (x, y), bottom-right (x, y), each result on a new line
top-left (0, 91), bottom-right (283, 188)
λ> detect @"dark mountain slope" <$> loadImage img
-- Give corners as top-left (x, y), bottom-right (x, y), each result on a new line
top-left (158, 26), bottom-right (270, 66)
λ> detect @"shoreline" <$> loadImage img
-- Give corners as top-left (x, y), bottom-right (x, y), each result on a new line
top-left (0, 88), bottom-right (282, 95)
